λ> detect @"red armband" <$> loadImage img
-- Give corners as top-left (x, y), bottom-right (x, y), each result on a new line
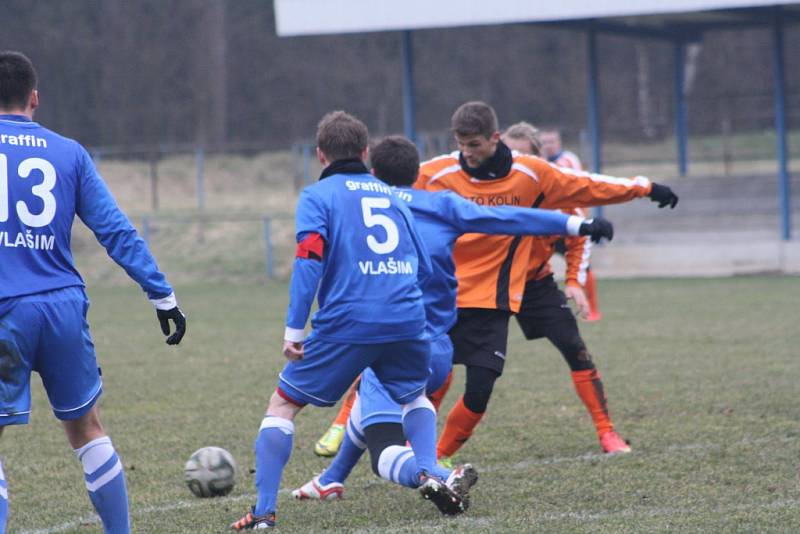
top-left (296, 232), bottom-right (324, 261)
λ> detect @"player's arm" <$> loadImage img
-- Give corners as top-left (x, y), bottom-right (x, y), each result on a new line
top-left (284, 189), bottom-right (328, 359)
top-left (440, 191), bottom-right (612, 242)
top-left (75, 148), bottom-right (185, 345)
top-left (562, 213), bottom-right (592, 318)
top-left (399, 202), bottom-right (433, 286)
top-left (532, 158), bottom-right (678, 210)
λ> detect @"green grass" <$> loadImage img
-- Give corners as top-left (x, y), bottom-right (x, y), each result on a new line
top-left (6, 277), bottom-right (800, 533)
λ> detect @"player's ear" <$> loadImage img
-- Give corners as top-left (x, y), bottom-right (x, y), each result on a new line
top-left (361, 146), bottom-right (369, 161)
top-left (490, 131), bottom-right (501, 143)
top-left (316, 146), bottom-right (327, 165)
top-left (29, 89), bottom-right (39, 113)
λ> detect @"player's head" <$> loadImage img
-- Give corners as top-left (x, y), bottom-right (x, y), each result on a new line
top-left (451, 101), bottom-right (501, 168)
top-left (316, 111), bottom-right (369, 165)
top-left (501, 121), bottom-right (542, 156)
top-left (539, 127), bottom-right (564, 159)
top-left (0, 51), bottom-right (38, 115)
top-left (370, 135), bottom-right (420, 187)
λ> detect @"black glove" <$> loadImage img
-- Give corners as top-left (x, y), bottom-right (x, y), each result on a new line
top-left (157, 307), bottom-right (186, 345)
top-left (649, 182), bottom-right (679, 208)
top-left (579, 217), bottom-right (614, 243)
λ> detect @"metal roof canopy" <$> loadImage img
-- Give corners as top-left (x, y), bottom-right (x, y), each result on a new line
top-left (274, 1), bottom-right (798, 240)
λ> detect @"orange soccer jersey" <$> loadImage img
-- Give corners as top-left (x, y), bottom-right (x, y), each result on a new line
top-left (416, 152), bottom-right (650, 312)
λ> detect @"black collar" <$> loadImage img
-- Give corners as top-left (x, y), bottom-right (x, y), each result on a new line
top-left (459, 140), bottom-right (514, 181)
top-left (319, 158), bottom-right (369, 180)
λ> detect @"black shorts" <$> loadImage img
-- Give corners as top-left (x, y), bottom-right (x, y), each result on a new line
top-left (515, 275), bottom-right (579, 341)
top-left (449, 308), bottom-right (512, 375)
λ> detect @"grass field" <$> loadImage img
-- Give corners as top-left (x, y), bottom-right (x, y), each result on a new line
top-left (5, 276), bottom-right (800, 533)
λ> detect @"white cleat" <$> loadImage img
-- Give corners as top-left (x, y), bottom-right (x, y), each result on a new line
top-left (292, 475), bottom-right (344, 501)
top-left (446, 463), bottom-right (479, 497)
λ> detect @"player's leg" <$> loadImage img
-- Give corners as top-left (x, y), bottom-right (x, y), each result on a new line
top-left (234, 336), bottom-right (370, 530)
top-left (437, 309), bottom-right (509, 462)
top-left (295, 395), bottom-right (365, 499)
top-left (0, 296), bottom-right (42, 533)
top-left (34, 287), bottom-right (129, 534)
top-left (518, 277), bottom-right (628, 453)
top-left (371, 338), bottom-right (438, 478)
top-left (314, 378), bottom-right (359, 457)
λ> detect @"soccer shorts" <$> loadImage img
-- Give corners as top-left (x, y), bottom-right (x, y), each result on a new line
top-left (0, 286), bottom-right (102, 425)
top-left (449, 307), bottom-right (512, 375)
top-left (515, 275), bottom-right (579, 341)
top-left (357, 333), bottom-right (453, 428)
top-left (278, 333), bottom-right (430, 408)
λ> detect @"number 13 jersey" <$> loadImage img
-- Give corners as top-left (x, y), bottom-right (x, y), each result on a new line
top-left (0, 115), bottom-right (173, 302)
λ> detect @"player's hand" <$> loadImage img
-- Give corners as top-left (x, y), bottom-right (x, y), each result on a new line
top-left (157, 307), bottom-right (186, 345)
top-left (564, 285), bottom-right (590, 319)
top-left (283, 340), bottom-right (304, 361)
top-left (649, 182), bottom-right (679, 208)
top-left (579, 218), bottom-right (614, 243)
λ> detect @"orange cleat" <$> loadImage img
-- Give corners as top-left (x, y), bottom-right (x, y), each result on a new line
top-left (600, 431), bottom-right (631, 454)
top-left (586, 310), bottom-right (603, 322)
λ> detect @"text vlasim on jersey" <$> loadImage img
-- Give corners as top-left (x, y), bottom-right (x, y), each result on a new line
top-left (358, 257), bottom-right (413, 275)
top-left (0, 229), bottom-right (55, 250)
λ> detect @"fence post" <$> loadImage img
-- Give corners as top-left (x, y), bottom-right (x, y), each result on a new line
top-left (302, 143), bottom-right (312, 186)
top-left (263, 216), bottom-right (274, 280)
top-left (195, 147), bottom-right (205, 210)
top-left (142, 216), bottom-right (151, 243)
top-left (149, 153), bottom-right (159, 211)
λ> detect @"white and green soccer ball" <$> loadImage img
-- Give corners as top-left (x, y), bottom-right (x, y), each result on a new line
top-left (184, 446), bottom-right (237, 498)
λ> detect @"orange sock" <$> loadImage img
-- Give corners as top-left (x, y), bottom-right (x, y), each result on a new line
top-left (428, 370), bottom-right (453, 413)
top-left (333, 379), bottom-right (359, 426)
top-left (436, 395), bottom-right (484, 458)
top-left (571, 369), bottom-right (613, 438)
top-left (585, 269), bottom-right (601, 316)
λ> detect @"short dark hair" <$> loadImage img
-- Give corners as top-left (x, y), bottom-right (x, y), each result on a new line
top-left (451, 101), bottom-right (498, 139)
top-left (371, 136), bottom-right (420, 187)
top-left (316, 111), bottom-right (369, 161)
top-left (0, 51), bottom-right (37, 110)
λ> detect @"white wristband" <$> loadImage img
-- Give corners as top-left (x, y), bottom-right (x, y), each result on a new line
top-left (284, 327), bottom-right (305, 343)
top-left (150, 292), bottom-right (177, 310)
top-left (566, 216), bottom-right (585, 236)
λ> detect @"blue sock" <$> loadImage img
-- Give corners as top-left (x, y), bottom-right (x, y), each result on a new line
top-left (376, 445), bottom-right (418, 488)
top-left (254, 416), bottom-right (294, 516)
top-left (0, 459), bottom-right (8, 534)
top-left (74, 436), bottom-right (129, 534)
top-left (401, 395), bottom-right (438, 477)
top-left (319, 417), bottom-right (365, 485)
top-left (376, 445), bottom-right (452, 488)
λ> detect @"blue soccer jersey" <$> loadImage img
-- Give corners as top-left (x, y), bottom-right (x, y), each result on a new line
top-left (0, 115), bottom-right (173, 303)
top-left (285, 173), bottom-right (431, 344)
top-left (395, 188), bottom-right (582, 337)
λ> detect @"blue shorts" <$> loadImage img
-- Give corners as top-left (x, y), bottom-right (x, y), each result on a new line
top-left (278, 333), bottom-right (431, 408)
top-left (359, 333), bottom-right (454, 428)
top-left (0, 286), bottom-right (102, 425)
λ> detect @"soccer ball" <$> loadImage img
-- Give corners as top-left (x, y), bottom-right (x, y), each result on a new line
top-left (184, 446), bottom-right (237, 498)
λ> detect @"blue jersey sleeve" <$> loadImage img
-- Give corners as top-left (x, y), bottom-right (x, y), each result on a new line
top-left (285, 188), bottom-right (328, 339)
top-left (75, 148), bottom-right (174, 303)
top-left (439, 191), bottom-right (581, 237)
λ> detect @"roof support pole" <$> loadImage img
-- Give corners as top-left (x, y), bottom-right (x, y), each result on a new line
top-left (771, 7), bottom-right (791, 241)
top-left (586, 26), bottom-right (603, 217)
top-left (673, 40), bottom-right (689, 177)
top-left (401, 30), bottom-right (418, 144)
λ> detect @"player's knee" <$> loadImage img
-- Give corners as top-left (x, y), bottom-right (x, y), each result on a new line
top-left (401, 394), bottom-right (434, 417)
top-left (564, 347), bottom-right (595, 371)
top-left (266, 389), bottom-right (304, 420)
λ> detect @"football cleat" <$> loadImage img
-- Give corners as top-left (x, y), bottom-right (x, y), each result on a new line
top-left (419, 473), bottom-right (468, 515)
top-left (600, 431), bottom-right (632, 454)
top-left (446, 463), bottom-right (479, 498)
top-left (230, 507), bottom-right (276, 530)
top-left (314, 424), bottom-right (345, 457)
top-left (292, 475), bottom-right (344, 501)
